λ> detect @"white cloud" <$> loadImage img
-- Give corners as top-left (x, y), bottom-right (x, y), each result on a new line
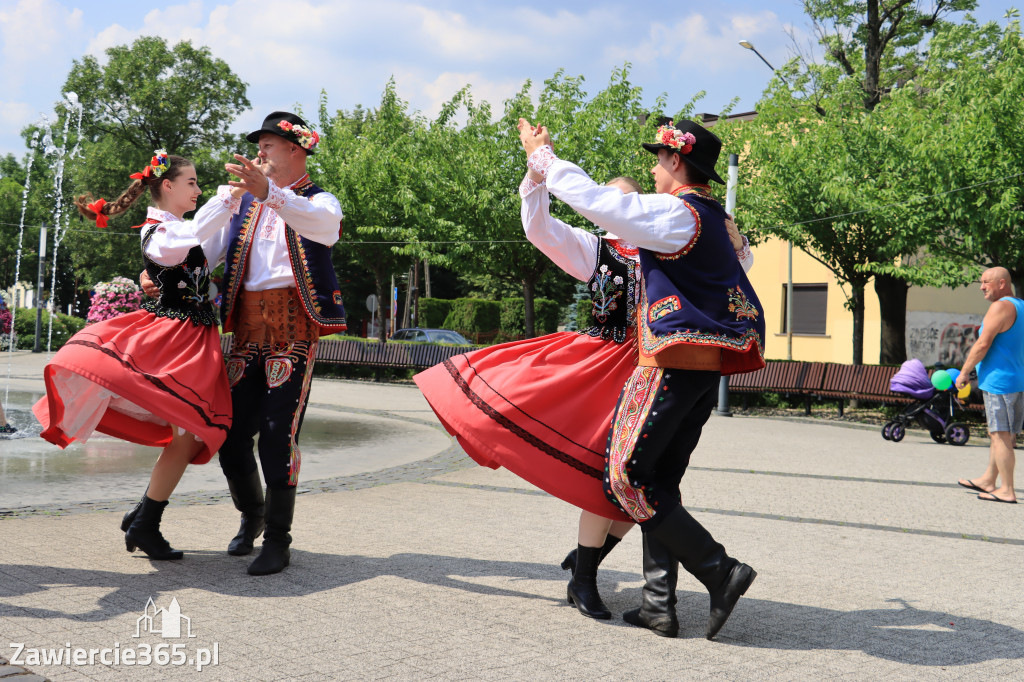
top-left (0, 0), bottom-right (84, 94)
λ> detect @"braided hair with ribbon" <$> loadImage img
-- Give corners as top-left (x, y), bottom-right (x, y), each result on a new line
top-left (75, 149), bottom-right (193, 228)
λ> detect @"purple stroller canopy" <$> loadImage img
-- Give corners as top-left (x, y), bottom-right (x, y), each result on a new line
top-left (890, 359), bottom-right (937, 400)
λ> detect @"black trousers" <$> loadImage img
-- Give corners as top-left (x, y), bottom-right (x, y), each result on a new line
top-left (218, 339), bottom-right (318, 489)
top-left (604, 366), bottom-right (720, 529)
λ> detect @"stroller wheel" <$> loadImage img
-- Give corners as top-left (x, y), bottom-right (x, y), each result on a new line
top-left (882, 422), bottom-right (894, 440)
top-left (945, 422), bottom-right (970, 446)
top-left (930, 430), bottom-right (946, 444)
top-left (889, 422), bottom-right (906, 442)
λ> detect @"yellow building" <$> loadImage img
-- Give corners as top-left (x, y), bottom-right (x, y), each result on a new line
top-left (746, 237), bottom-right (988, 365)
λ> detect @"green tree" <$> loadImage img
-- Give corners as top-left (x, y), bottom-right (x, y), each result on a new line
top-left (895, 15), bottom-right (1024, 294)
top-left (313, 82), bottom-right (431, 342)
top-left (29, 36), bottom-right (250, 295)
top-left (735, 0), bottom-right (979, 364)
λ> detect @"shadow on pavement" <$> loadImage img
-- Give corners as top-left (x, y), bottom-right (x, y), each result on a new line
top-left (2, 555), bottom-right (1022, 668)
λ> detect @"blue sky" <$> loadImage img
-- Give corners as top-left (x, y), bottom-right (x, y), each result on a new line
top-left (0, 0), bottom-right (1016, 158)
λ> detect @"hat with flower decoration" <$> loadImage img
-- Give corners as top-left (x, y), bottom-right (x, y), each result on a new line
top-left (642, 119), bottom-right (724, 185)
top-left (246, 111), bottom-right (320, 154)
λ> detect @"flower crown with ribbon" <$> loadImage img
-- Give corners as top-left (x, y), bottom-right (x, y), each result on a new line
top-left (654, 125), bottom-right (696, 155)
top-left (130, 149), bottom-right (170, 181)
top-left (277, 121), bottom-right (320, 151)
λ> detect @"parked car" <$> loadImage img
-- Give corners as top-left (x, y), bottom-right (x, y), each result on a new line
top-left (391, 328), bottom-right (473, 345)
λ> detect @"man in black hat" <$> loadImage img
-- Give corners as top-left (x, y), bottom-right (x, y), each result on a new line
top-left (216, 111), bottom-right (348, 575)
top-left (517, 117), bottom-right (765, 640)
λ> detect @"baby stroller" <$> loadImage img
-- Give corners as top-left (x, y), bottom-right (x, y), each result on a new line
top-left (882, 359), bottom-right (970, 445)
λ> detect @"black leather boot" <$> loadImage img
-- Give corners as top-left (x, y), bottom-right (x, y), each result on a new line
top-left (560, 533), bottom-right (622, 572)
top-left (623, 534), bottom-right (679, 637)
top-left (227, 471), bottom-right (266, 556)
top-left (124, 496), bottom-right (183, 560)
top-left (566, 544), bottom-right (612, 619)
top-left (247, 486), bottom-right (295, 576)
top-left (647, 506), bottom-right (756, 640)
top-left (121, 489), bottom-right (148, 551)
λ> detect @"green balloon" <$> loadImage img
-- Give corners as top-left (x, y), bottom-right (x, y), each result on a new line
top-left (931, 369), bottom-right (953, 391)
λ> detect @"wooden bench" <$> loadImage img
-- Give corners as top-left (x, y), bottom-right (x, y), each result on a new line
top-left (727, 361), bottom-right (826, 414)
top-left (219, 335), bottom-right (475, 371)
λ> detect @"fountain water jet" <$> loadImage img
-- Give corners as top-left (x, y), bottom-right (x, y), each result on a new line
top-left (45, 93), bottom-right (84, 352)
top-left (3, 129), bottom-right (40, 417)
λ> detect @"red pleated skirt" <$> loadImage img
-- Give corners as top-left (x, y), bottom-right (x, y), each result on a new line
top-left (33, 310), bottom-right (232, 464)
top-left (415, 331), bottom-right (634, 522)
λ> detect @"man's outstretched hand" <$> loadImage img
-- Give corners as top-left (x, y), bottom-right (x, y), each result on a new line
top-left (517, 118), bottom-right (552, 157)
top-left (225, 155), bottom-right (269, 202)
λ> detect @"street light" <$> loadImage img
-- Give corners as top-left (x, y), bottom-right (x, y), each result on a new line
top-left (740, 39), bottom-right (794, 361)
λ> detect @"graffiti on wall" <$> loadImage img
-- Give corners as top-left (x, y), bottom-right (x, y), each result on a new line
top-left (906, 312), bottom-right (983, 367)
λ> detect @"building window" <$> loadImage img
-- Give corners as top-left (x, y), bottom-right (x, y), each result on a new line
top-left (781, 284), bottom-right (828, 335)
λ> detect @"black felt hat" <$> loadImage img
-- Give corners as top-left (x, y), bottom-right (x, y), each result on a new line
top-left (245, 111), bottom-right (319, 154)
top-left (642, 119), bottom-right (724, 184)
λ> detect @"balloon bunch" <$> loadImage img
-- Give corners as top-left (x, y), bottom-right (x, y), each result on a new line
top-left (931, 368), bottom-right (971, 399)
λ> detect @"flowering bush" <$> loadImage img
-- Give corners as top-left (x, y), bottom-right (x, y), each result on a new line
top-left (0, 307), bottom-right (11, 336)
top-left (86, 276), bottom-right (143, 324)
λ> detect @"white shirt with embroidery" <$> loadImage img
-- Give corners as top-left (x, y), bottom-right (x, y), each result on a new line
top-left (233, 173), bottom-right (344, 292)
top-left (142, 186), bottom-right (239, 267)
top-left (519, 169), bottom-right (753, 280)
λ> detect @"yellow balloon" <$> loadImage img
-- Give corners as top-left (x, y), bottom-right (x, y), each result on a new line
top-left (958, 384), bottom-right (971, 400)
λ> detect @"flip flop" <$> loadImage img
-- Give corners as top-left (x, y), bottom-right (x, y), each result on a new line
top-left (978, 492), bottom-right (1018, 504)
top-left (958, 479), bottom-right (987, 493)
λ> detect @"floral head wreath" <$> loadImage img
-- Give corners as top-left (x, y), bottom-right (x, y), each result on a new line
top-left (654, 125), bottom-right (696, 155)
top-left (278, 121), bottom-right (320, 152)
top-left (130, 149), bottom-right (170, 181)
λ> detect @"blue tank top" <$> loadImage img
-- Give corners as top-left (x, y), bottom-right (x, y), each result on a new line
top-left (978, 296), bottom-right (1024, 394)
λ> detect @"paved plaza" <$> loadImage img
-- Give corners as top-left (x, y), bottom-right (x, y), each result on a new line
top-left (1, 350), bottom-right (1022, 680)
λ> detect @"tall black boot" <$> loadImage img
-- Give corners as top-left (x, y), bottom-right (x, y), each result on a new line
top-left (121, 488), bottom-right (148, 551)
top-left (247, 486), bottom-right (295, 576)
top-left (566, 544), bottom-right (612, 619)
top-left (623, 534), bottom-right (679, 637)
top-left (226, 471), bottom-right (266, 556)
top-left (560, 533), bottom-right (622, 572)
top-left (124, 496), bottom-right (183, 560)
top-left (648, 506), bottom-right (756, 640)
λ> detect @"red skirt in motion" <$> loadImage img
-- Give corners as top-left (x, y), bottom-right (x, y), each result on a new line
top-left (415, 331), bottom-right (634, 522)
top-left (33, 310), bottom-right (232, 464)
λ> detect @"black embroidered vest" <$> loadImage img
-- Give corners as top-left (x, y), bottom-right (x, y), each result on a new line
top-left (141, 222), bottom-right (217, 327)
top-left (579, 238), bottom-right (639, 344)
top-left (222, 178), bottom-right (347, 335)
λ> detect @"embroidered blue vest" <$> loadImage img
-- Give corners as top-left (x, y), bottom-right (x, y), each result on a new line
top-left (580, 238), bottom-right (639, 344)
top-left (638, 185), bottom-right (765, 375)
top-left (222, 179), bottom-right (347, 335)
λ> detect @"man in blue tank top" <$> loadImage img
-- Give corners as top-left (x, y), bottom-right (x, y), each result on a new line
top-left (956, 267), bottom-right (1024, 503)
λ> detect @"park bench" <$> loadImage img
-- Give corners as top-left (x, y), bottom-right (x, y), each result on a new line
top-left (728, 361), bottom-right (826, 414)
top-left (219, 335), bottom-right (474, 371)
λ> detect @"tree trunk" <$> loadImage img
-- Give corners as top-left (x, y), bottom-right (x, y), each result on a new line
top-left (1011, 271), bottom-right (1024, 299)
top-left (523, 277), bottom-right (536, 338)
top-left (851, 282), bottom-right (865, 366)
top-left (874, 273), bottom-right (909, 365)
top-left (863, 0), bottom-right (882, 111)
top-left (372, 268), bottom-right (388, 343)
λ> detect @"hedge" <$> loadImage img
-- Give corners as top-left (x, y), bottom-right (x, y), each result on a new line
top-left (443, 298), bottom-right (501, 334)
top-left (418, 298), bottom-right (454, 328)
top-left (12, 308), bottom-right (87, 350)
top-left (499, 297), bottom-right (561, 337)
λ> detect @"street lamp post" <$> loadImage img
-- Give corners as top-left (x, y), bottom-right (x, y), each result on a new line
top-left (740, 39), bottom-right (794, 360)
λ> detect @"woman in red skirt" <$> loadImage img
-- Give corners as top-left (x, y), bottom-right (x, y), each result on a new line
top-left (34, 150), bottom-right (239, 560)
top-left (416, 169), bottom-right (753, 620)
